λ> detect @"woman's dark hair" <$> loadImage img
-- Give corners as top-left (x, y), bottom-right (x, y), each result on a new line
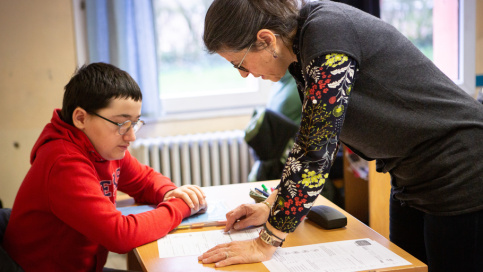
top-left (61, 62), bottom-right (142, 125)
top-left (203, 0), bottom-right (305, 53)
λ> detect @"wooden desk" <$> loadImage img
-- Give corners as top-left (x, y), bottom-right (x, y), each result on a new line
top-left (131, 181), bottom-right (427, 272)
top-left (368, 160), bottom-right (392, 239)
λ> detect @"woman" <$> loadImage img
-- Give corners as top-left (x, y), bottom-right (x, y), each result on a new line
top-left (198, 1), bottom-right (483, 271)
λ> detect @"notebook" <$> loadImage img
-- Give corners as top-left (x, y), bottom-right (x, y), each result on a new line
top-left (117, 198), bottom-right (228, 229)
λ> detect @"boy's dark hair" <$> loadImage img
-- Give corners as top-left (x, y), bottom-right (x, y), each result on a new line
top-left (61, 62), bottom-right (143, 126)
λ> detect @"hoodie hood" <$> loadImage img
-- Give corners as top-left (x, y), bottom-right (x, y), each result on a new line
top-left (30, 109), bottom-right (104, 164)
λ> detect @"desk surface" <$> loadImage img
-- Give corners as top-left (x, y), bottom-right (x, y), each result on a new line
top-left (132, 181), bottom-right (427, 272)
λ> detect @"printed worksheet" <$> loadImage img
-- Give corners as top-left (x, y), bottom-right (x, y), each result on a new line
top-left (157, 228), bottom-right (260, 258)
top-left (263, 238), bottom-right (411, 272)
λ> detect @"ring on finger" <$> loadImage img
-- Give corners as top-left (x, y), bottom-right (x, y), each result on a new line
top-left (225, 252), bottom-right (229, 260)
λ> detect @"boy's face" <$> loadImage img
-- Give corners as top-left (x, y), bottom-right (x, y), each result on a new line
top-left (83, 97), bottom-right (142, 161)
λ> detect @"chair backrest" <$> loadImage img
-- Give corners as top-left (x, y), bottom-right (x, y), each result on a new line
top-left (0, 208), bottom-right (24, 272)
top-left (0, 208), bottom-right (11, 243)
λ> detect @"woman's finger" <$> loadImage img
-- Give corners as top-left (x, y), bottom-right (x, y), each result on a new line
top-left (215, 255), bottom-right (243, 268)
top-left (214, 251), bottom-right (239, 267)
top-left (198, 244), bottom-right (228, 261)
top-left (232, 216), bottom-right (256, 230)
top-left (224, 205), bottom-right (248, 231)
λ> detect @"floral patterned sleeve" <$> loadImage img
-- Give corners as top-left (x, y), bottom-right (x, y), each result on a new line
top-left (268, 53), bottom-right (357, 233)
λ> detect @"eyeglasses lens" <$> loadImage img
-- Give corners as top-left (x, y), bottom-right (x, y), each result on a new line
top-left (234, 65), bottom-right (249, 72)
top-left (119, 121), bottom-right (132, 135)
top-left (132, 121), bottom-right (144, 134)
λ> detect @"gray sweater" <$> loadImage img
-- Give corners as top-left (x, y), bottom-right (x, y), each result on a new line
top-left (294, 1), bottom-right (483, 215)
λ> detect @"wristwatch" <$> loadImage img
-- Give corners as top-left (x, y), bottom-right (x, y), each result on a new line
top-left (259, 227), bottom-right (284, 247)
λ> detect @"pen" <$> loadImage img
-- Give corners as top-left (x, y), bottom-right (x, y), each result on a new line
top-left (176, 220), bottom-right (227, 230)
top-left (261, 184), bottom-right (268, 193)
top-left (255, 187), bottom-right (269, 197)
top-left (191, 223), bottom-right (206, 228)
top-left (251, 188), bottom-right (263, 196)
top-left (175, 225), bottom-right (191, 230)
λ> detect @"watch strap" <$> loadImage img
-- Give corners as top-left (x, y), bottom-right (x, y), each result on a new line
top-left (259, 224), bottom-right (285, 247)
top-left (263, 223), bottom-right (285, 241)
top-left (259, 229), bottom-right (284, 247)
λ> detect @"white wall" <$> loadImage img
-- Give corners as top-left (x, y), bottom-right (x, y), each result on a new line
top-left (0, 0), bottom-right (77, 208)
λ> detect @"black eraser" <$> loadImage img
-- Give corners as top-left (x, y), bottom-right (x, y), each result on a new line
top-left (307, 205), bottom-right (347, 229)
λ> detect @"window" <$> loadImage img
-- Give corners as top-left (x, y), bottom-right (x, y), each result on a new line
top-left (73, 0), bottom-right (270, 119)
top-left (380, 0), bottom-right (476, 95)
top-left (152, 0), bottom-right (271, 117)
top-left (153, 1), bottom-right (245, 99)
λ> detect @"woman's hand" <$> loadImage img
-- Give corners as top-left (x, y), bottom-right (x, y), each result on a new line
top-left (198, 237), bottom-right (277, 267)
top-left (224, 203), bottom-right (270, 232)
top-left (164, 185), bottom-right (207, 215)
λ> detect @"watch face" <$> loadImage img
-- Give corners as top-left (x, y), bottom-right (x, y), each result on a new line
top-left (260, 230), bottom-right (271, 243)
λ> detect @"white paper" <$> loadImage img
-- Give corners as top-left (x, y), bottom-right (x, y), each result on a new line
top-left (157, 228), bottom-right (260, 258)
top-left (263, 239), bottom-right (411, 272)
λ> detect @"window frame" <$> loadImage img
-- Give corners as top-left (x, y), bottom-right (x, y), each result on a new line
top-left (456, 0), bottom-right (476, 95)
top-left (159, 78), bottom-right (272, 117)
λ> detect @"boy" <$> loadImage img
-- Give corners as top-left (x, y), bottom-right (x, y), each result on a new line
top-left (2, 63), bottom-right (207, 271)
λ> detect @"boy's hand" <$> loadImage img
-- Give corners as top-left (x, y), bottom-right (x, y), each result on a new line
top-left (164, 185), bottom-right (207, 215)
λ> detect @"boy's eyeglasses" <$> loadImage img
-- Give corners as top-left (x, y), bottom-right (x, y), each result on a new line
top-left (91, 112), bottom-right (144, 135)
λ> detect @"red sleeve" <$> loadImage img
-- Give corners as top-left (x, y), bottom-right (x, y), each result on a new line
top-left (48, 153), bottom-right (191, 254)
top-left (117, 151), bottom-right (178, 205)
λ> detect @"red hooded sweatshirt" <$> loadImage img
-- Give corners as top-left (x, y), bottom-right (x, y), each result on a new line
top-left (2, 109), bottom-right (191, 271)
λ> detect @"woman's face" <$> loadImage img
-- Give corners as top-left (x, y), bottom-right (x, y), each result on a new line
top-left (217, 31), bottom-right (295, 82)
top-left (218, 46), bottom-right (288, 82)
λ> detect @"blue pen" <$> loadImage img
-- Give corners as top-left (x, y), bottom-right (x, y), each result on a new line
top-left (255, 187), bottom-right (269, 197)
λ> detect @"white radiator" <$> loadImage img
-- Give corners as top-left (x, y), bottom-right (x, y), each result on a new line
top-left (129, 130), bottom-right (254, 187)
